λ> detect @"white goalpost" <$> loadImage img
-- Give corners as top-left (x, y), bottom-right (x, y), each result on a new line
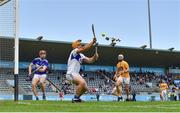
top-left (14, 0), bottom-right (19, 101)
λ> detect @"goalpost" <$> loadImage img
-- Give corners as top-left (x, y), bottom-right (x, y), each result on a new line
top-left (14, 0), bottom-right (19, 101)
top-left (0, 0), bottom-right (19, 101)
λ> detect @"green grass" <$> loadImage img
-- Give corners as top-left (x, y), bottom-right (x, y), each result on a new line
top-left (0, 100), bottom-right (180, 112)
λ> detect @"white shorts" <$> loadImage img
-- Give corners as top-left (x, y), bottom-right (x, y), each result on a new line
top-left (33, 74), bottom-right (47, 80)
top-left (161, 90), bottom-right (167, 96)
top-left (117, 76), bottom-right (130, 85)
top-left (66, 73), bottom-right (81, 81)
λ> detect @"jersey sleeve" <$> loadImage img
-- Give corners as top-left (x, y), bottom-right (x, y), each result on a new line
top-left (31, 58), bottom-right (37, 65)
top-left (117, 63), bottom-right (120, 69)
top-left (80, 53), bottom-right (88, 60)
top-left (124, 61), bottom-right (129, 70)
top-left (72, 48), bottom-right (79, 56)
top-left (43, 60), bottom-right (49, 67)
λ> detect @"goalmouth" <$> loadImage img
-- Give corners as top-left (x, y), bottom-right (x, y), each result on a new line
top-left (0, 0), bottom-right (19, 101)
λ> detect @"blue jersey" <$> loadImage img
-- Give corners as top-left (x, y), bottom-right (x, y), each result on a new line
top-left (31, 57), bottom-right (48, 75)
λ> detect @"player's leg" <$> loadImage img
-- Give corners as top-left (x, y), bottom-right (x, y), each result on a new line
top-left (112, 87), bottom-right (117, 96)
top-left (72, 74), bottom-right (88, 101)
top-left (125, 77), bottom-right (130, 100)
top-left (164, 90), bottom-right (167, 101)
top-left (112, 80), bottom-right (122, 96)
top-left (162, 90), bottom-right (167, 101)
top-left (32, 75), bottom-right (40, 100)
top-left (115, 77), bottom-right (123, 101)
top-left (116, 77), bottom-right (123, 95)
top-left (160, 91), bottom-right (163, 101)
top-left (66, 73), bottom-right (88, 102)
top-left (125, 84), bottom-right (130, 100)
top-left (39, 74), bottom-right (47, 100)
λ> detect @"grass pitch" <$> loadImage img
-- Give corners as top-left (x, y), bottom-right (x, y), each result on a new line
top-left (0, 100), bottom-right (179, 112)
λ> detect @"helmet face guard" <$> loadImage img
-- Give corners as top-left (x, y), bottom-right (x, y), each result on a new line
top-left (118, 54), bottom-right (124, 60)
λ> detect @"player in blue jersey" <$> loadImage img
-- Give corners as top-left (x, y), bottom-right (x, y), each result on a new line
top-left (28, 50), bottom-right (48, 100)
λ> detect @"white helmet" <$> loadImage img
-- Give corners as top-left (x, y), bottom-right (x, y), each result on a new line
top-left (118, 54), bottom-right (124, 60)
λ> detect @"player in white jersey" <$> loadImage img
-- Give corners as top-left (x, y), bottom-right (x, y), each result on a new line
top-left (66, 38), bottom-right (98, 103)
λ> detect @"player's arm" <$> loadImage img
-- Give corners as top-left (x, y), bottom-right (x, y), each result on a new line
top-left (115, 69), bottom-right (120, 77)
top-left (116, 63), bottom-right (122, 76)
top-left (113, 71), bottom-right (118, 81)
top-left (38, 66), bottom-right (47, 72)
top-left (28, 63), bottom-right (33, 75)
top-left (159, 84), bottom-right (161, 88)
top-left (166, 84), bottom-right (169, 89)
top-left (113, 64), bottom-right (120, 80)
top-left (83, 53), bottom-right (99, 63)
top-left (29, 58), bottom-right (38, 75)
top-left (38, 61), bottom-right (48, 72)
top-left (77, 38), bottom-right (96, 53)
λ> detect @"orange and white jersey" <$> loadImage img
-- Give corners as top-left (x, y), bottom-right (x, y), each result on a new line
top-left (160, 83), bottom-right (168, 91)
top-left (116, 60), bottom-right (130, 78)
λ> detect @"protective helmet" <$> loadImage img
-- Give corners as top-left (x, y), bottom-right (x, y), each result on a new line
top-left (118, 54), bottom-right (124, 60)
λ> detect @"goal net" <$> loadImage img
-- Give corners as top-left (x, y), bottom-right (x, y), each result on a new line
top-left (0, 0), bottom-right (19, 100)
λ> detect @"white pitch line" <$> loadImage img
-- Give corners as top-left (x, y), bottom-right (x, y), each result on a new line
top-left (17, 102), bottom-right (180, 110)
